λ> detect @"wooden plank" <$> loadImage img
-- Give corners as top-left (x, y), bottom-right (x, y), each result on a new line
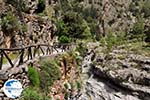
top-left (67, 45), bottom-right (69, 50)
top-left (0, 43), bottom-right (76, 51)
top-left (27, 48), bottom-right (30, 60)
top-left (12, 51), bottom-right (22, 66)
top-left (0, 51), bottom-right (3, 70)
top-left (48, 46), bottom-right (51, 55)
top-left (39, 46), bottom-right (45, 55)
top-left (28, 47), bottom-right (32, 60)
top-left (0, 43), bottom-right (76, 68)
top-left (48, 46), bottom-right (52, 55)
top-left (46, 47), bottom-right (49, 55)
top-left (19, 49), bottom-right (24, 65)
top-left (2, 51), bottom-right (14, 67)
top-left (27, 47), bottom-right (31, 60)
top-left (53, 46), bottom-right (59, 53)
top-left (23, 49), bottom-right (28, 61)
top-left (61, 45), bottom-right (64, 52)
top-left (0, 45), bottom-right (34, 51)
top-left (37, 45), bottom-right (40, 56)
top-left (46, 46), bottom-right (51, 55)
top-left (50, 46), bottom-right (53, 54)
top-left (33, 46), bottom-right (37, 57)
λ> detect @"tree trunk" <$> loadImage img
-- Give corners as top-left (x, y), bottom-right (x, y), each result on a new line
top-left (5, 36), bottom-right (11, 49)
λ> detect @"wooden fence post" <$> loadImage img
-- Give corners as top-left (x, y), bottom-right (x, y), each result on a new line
top-left (33, 46), bottom-right (37, 57)
top-left (39, 46), bottom-right (45, 55)
top-left (46, 47), bottom-right (50, 55)
top-left (19, 49), bottom-right (24, 65)
top-left (0, 51), bottom-right (3, 70)
top-left (28, 47), bottom-right (32, 60)
top-left (3, 50), bottom-right (14, 67)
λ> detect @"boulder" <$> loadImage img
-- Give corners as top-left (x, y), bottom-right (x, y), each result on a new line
top-left (0, 71), bottom-right (8, 80)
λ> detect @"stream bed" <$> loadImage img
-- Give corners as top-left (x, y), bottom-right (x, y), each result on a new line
top-left (75, 51), bottom-right (141, 100)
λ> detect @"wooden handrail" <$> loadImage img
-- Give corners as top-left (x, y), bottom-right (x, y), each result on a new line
top-left (0, 43), bottom-right (76, 51)
top-left (0, 43), bottom-right (76, 69)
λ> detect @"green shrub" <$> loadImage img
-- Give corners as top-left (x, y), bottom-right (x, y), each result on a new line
top-left (1, 11), bottom-right (20, 36)
top-left (20, 0), bottom-right (30, 13)
top-left (76, 81), bottom-right (81, 90)
top-left (100, 31), bottom-right (127, 50)
top-left (86, 16), bottom-right (98, 36)
top-left (55, 20), bottom-right (69, 36)
top-left (55, 11), bottom-right (92, 42)
top-left (64, 83), bottom-right (69, 89)
top-left (20, 88), bottom-right (50, 100)
top-left (21, 88), bottom-right (41, 100)
top-left (142, 0), bottom-right (150, 18)
top-left (64, 91), bottom-right (69, 100)
top-left (28, 66), bottom-right (40, 87)
top-left (129, 15), bottom-right (145, 40)
top-left (59, 35), bottom-right (71, 43)
top-left (21, 23), bottom-right (28, 32)
top-left (39, 59), bottom-right (61, 92)
top-left (105, 32), bottom-right (117, 50)
top-left (80, 20), bottom-right (92, 39)
top-left (76, 42), bottom-right (87, 57)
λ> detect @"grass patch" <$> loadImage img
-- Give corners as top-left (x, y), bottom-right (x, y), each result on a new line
top-left (100, 31), bottom-right (127, 52)
top-left (20, 87), bottom-right (51, 100)
top-left (124, 41), bottom-right (150, 55)
top-left (111, 40), bottom-right (150, 56)
top-left (2, 53), bottom-right (18, 64)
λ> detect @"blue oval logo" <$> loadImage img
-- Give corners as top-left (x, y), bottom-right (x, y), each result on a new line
top-left (3, 79), bottom-right (23, 98)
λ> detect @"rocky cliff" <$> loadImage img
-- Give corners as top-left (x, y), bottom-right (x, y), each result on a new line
top-left (0, 0), bottom-right (57, 48)
top-left (77, 0), bottom-right (150, 37)
top-left (0, 0), bottom-right (150, 48)
top-left (76, 42), bottom-right (150, 100)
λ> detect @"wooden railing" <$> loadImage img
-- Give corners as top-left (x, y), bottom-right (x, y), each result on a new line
top-left (0, 43), bottom-right (76, 69)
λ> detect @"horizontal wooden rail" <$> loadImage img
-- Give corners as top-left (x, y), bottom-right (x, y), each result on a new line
top-left (0, 43), bottom-right (76, 51)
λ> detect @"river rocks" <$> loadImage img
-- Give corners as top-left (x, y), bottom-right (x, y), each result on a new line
top-left (142, 64), bottom-right (150, 72)
top-left (76, 42), bottom-right (150, 100)
top-left (94, 50), bottom-right (150, 99)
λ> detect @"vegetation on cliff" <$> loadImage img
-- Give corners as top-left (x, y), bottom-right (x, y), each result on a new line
top-left (0, 0), bottom-right (150, 45)
top-left (20, 52), bottom-right (81, 100)
top-left (0, 0), bottom-right (150, 99)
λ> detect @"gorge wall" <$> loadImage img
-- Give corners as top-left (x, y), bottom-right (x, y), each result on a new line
top-left (0, 0), bottom-right (150, 48)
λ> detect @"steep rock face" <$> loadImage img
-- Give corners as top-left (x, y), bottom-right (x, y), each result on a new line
top-left (81, 0), bottom-right (150, 36)
top-left (83, 0), bottom-right (135, 34)
top-left (0, 0), bottom-right (57, 48)
top-left (0, 0), bottom-right (150, 48)
top-left (94, 52), bottom-right (150, 98)
top-left (77, 42), bottom-right (150, 100)
top-left (102, 0), bottom-right (133, 33)
top-left (14, 15), bottom-right (56, 47)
